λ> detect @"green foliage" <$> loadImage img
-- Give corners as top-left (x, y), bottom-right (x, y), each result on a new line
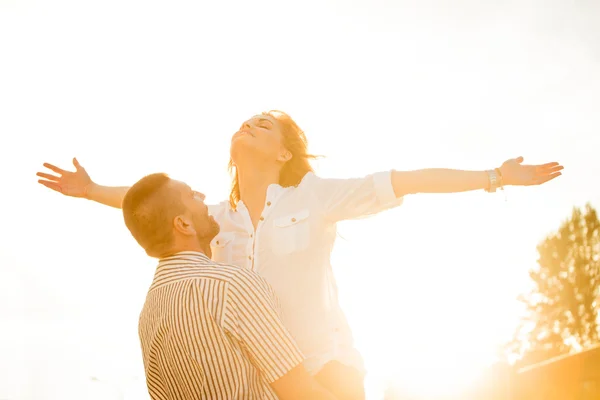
top-left (507, 204), bottom-right (600, 367)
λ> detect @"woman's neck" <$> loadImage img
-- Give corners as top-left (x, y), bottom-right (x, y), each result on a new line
top-left (238, 163), bottom-right (280, 206)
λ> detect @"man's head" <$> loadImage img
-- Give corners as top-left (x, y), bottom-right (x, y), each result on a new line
top-left (122, 173), bottom-right (219, 258)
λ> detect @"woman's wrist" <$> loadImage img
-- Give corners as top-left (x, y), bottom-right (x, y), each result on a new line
top-left (498, 165), bottom-right (513, 186)
top-left (484, 168), bottom-right (505, 192)
top-left (83, 182), bottom-right (97, 200)
top-left (495, 167), bottom-right (505, 188)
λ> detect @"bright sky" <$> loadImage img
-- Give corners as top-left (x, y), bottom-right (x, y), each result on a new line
top-left (1, 0), bottom-right (599, 399)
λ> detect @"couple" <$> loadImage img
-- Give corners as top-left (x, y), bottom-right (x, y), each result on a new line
top-left (123, 172), bottom-right (339, 399)
top-left (38, 110), bottom-right (563, 399)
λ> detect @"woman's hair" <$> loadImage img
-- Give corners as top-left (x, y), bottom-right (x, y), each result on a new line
top-left (228, 110), bottom-right (318, 209)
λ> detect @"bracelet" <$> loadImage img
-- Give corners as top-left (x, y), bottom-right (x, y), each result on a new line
top-left (485, 169), bottom-right (499, 193)
top-left (495, 168), bottom-right (504, 191)
top-left (485, 168), bottom-right (506, 195)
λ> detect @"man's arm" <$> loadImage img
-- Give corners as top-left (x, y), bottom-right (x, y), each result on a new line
top-left (225, 269), bottom-right (336, 400)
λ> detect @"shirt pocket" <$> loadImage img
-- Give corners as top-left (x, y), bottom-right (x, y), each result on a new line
top-left (272, 209), bottom-right (311, 255)
top-left (211, 232), bottom-right (235, 263)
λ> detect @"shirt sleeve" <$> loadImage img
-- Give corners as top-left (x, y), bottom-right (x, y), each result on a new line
top-left (208, 201), bottom-right (226, 216)
top-left (223, 268), bottom-right (304, 383)
top-left (307, 170), bottom-right (404, 222)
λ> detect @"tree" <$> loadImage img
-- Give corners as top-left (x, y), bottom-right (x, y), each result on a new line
top-left (507, 204), bottom-right (600, 368)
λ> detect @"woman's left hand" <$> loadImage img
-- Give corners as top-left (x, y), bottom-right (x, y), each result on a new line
top-left (499, 157), bottom-right (564, 186)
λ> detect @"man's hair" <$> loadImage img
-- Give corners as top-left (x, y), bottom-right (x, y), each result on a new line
top-left (122, 173), bottom-right (186, 258)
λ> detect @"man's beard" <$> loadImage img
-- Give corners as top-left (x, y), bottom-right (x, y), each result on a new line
top-left (194, 216), bottom-right (220, 247)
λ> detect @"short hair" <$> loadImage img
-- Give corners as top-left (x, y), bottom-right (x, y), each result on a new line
top-left (122, 173), bottom-right (186, 258)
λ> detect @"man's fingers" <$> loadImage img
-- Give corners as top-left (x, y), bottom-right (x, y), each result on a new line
top-left (38, 180), bottom-right (63, 193)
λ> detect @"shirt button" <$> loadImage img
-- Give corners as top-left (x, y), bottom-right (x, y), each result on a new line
top-left (266, 201), bottom-right (271, 206)
top-left (249, 233), bottom-right (253, 238)
top-left (260, 216), bottom-right (264, 221)
top-left (291, 217), bottom-right (296, 222)
top-left (248, 255), bottom-right (252, 260)
top-left (216, 241), bottom-right (219, 245)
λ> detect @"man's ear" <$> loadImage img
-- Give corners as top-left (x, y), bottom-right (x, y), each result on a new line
top-left (173, 215), bottom-right (196, 236)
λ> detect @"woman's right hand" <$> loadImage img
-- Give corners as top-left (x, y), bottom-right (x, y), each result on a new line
top-left (37, 157), bottom-right (93, 198)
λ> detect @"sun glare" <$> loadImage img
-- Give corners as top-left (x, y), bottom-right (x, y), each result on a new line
top-left (359, 325), bottom-right (494, 398)
top-left (1, 0), bottom-right (590, 399)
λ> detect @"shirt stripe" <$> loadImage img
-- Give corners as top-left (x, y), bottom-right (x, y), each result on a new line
top-left (138, 252), bottom-right (304, 399)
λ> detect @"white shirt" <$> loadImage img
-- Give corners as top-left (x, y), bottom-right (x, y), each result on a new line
top-left (208, 171), bottom-right (403, 375)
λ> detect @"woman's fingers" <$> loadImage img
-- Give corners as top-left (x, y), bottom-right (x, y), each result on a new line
top-left (530, 172), bottom-right (562, 186)
top-left (73, 157), bottom-right (83, 171)
top-left (42, 163), bottom-right (67, 175)
top-left (537, 165), bottom-right (564, 176)
top-left (535, 162), bottom-right (562, 171)
top-left (36, 172), bottom-right (60, 182)
top-left (38, 180), bottom-right (63, 193)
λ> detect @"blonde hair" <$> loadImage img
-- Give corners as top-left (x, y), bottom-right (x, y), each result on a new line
top-left (228, 110), bottom-right (318, 209)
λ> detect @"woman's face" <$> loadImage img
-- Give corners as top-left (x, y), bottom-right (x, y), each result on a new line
top-left (230, 114), bottom-right (289, 166)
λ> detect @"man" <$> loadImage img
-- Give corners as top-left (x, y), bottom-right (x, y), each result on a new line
top-left (121, 173), bottom-right (336, 400)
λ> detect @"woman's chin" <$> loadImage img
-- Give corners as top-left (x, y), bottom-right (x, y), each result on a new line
top-left (230, 141), bottom-right (258, 160)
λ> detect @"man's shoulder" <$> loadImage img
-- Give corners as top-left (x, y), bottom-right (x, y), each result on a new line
top-left (183, 261), bottom-right (263, 287)
top-left (182, 261), bottom-right (248, 282)
top-left (183, 263), bottom-right (275, 312)
top-left (218, 263), bottom-right (268, 288)
top-left (202, 264), bottom-right (273, 301)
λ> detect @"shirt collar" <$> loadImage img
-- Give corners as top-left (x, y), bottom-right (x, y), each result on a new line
top-left (235, 175), bottom-right (308, 212)
top-left (230, 172), bottom-right (314, 212)
top-left (155, 251), bottom-right (211, 273)
top-left (149, 251), bottom-right (213, 290)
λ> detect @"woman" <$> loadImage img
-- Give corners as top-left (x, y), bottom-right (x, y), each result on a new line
top-left (37, 110), bottom-right (563, 399)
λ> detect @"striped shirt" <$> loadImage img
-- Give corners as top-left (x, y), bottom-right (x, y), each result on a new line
top-left (138, 251), bottom-right (304, 400)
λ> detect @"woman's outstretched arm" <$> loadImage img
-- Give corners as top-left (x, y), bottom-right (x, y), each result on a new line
top-left (391, 157), bottom-right (563, 197)
top-left (85, 183), bottom-right (130, 209)
top-left (37, 158), bottom-right (129, 209)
